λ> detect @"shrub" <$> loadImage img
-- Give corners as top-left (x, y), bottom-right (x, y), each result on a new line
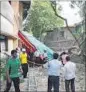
top-left (0, 57), bottom-right (7, 80)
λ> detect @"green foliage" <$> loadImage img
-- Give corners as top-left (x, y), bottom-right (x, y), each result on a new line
top-left (72, 21), bottom-right (85, 50)
top-left (0, 57), bottom-right (7, 80)
top-left (23, 0), bottom-right (64, 38)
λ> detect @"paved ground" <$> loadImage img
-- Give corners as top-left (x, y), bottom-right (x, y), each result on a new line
top-left (1, 63), bottom-right (85, 92)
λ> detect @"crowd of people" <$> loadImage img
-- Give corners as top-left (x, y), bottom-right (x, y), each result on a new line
top-left (43, 52), bottom-right (76, 92)
top-left (4, 47), bottom-right (76, 92)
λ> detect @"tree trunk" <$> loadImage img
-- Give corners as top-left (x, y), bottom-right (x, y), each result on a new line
top-left (84, 2), bottom-right (86, 91)
top-left (51, 1), bottom-right (80, 47)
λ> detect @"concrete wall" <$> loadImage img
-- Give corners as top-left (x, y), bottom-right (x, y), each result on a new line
top-left (19, 2), bottom-right (23, 30)
top-left (11, 1), bottom-right (23, 49)
top-left (11, 1), bottom-right (20, 49)
top-left (64, 27), bottom-right (75, 40)
top-left (1, 2), bottom-right (14, 23)
top-left (1, 15), bottom-right (13, 35)
top-left (44, 27), bottom-right (75, 44)
top-left (44, 27), bottom-right (76, 53)
top-left (11, 1), bottom-right (19, 36)
top-left (1, 2), bottom-right (14, 35)
top-left (8, 39), bottom-right (14, 54)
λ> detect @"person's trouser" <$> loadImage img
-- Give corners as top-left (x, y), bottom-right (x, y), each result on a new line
top-left (22, 63), bottom-right (28, 78)
top-left (4, 77), bottom-right (20, 92)
top-left (48, 76), bottom-right (59, 92)
top-left (29, 60), bottom-right (34, 67)
top-left (65, 78), bottom-right (75, 92)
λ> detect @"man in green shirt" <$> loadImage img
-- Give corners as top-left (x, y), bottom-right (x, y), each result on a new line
top-left (4, 50), bottom-right (22, 92)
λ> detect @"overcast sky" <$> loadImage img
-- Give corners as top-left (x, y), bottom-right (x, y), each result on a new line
top-left (56, 1), bottom-right (82, 26)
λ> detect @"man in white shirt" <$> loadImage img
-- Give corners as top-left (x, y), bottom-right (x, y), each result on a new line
top-left (34, 50), bottom-right (40, 64)
top-left (43, 53), bottom-right (62, 92)
top-left (63, 56), bottom-right (76, 92)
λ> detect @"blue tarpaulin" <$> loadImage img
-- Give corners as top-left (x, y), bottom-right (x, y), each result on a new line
top-left (20, 31), bottom-right (54, 61)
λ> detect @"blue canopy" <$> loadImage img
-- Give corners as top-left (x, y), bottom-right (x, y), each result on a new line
top-left (21, 31), bottom-right (54, 61)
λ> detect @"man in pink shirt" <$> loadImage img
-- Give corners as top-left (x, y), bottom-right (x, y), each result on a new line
top-left (60, 52), bottom-right (68, 65)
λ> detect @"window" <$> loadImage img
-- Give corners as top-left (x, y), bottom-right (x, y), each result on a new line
top-left (0, 35), bottom-right (8, 52)
top-left (60, 31), bottom-right (64, 37)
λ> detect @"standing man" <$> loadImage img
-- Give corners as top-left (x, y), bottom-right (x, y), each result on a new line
top-left (64, 56), bottom-right (76, 92)
top-left (29, 50), bottom-right (34, 67)
top-left (4, 50), bottom-right (22, 92)
top-left (43, 53), bottom-right (62, 92)
top-left (20, 48), bottom-right (28, 78)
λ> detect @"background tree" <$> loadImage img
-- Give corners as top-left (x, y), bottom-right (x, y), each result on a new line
top-left (23, 0), bottom-right (64, 40)
top-left (70, 1), bottom-right (86, 57)
top-left (51, 1), bottom-right (86, 56)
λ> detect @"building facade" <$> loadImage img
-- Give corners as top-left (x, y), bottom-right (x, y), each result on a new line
top-left (0, 1), bottom-right (23, 55)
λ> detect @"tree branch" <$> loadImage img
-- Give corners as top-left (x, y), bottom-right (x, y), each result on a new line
top-left (51, 2), bottom-right (80, 48)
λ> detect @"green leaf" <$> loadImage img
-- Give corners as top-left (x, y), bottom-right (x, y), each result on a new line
top-left (23, 0), bottom-right (64, 38)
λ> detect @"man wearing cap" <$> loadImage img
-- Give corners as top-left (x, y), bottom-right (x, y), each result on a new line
top-left (20, 48), bottom-right (28, 78)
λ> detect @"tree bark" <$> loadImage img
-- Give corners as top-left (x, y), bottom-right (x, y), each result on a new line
top-left (84, 2), bottom-right (86, 91)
